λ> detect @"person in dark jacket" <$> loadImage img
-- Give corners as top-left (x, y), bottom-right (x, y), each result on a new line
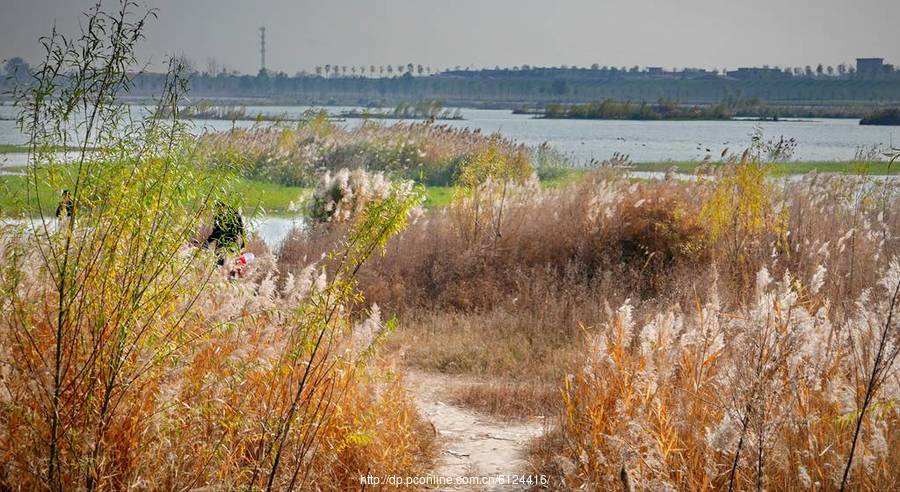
top-left (204, 201), bottom-right (245, 266)
top-left (55, 189), bottom-right (74, 220)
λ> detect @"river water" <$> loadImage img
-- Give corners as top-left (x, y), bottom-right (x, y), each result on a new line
top-left (2, 104), bottom-right (899, 166)
top-left (4, 215), bottom-right (302, 250)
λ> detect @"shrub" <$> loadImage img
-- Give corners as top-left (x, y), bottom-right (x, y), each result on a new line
top-left (308, 167), bottom-right (421, 225)
top-left (277, 170), bottom-right (718, 420)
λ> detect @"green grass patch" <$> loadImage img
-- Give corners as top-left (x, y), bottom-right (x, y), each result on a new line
top-left (0, 171), bottom-right (307, 217)
top-left (423, 186), bottom-right (454, 208)
top-left (767, 161), bottom-right (899, 175)
top-left (0, 174), bottom-right (61, 216)
top-left (421, 173), bottom-right (589, 209)
top-left (0, 144), bottom-right (31, 153)
top-left (540, 167), bottom-right (589, 188)
top-left (230, 177), bottom-right (307, 215)
top-left (0, 144), bottom-right (99, 153)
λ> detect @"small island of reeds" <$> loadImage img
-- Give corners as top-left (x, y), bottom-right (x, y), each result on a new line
top-left (516, 98), bottom-right (882, 121)
top-left (860, 108), bottom-right (900, 126)
top-left (340, 101), bottom-right (463, 120)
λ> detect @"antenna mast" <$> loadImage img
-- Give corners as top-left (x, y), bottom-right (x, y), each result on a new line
top-left (259, 26), bottom-right (266, 74)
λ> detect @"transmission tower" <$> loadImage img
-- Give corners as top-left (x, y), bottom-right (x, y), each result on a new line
top-left (259, 26), bottom-right (266, 74)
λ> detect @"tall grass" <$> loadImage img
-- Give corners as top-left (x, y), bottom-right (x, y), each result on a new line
top-left (546, 262), bottom-right (899, 490)
top-left (0, 2), bottom-right (433, 489)
top-left (195, 117), bottom-right (541, 187)
top-left (274, 137), bottom-right (899, 491)
top-left (528, 159), bottom-right (899, 490)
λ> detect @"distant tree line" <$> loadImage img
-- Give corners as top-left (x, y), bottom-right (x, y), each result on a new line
top-left (437, 62), bottom-right (885, 81)
top-left (4, 56), bottom-right (899, 107)
top-left (126, 74), bottom-right (900, 107)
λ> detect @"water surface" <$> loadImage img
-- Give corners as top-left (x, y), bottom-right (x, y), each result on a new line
top-left (2, 104), bottom-right (898, 165)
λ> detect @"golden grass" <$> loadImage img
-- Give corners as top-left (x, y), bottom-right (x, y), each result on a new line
top-left (0, 175), bottom-right (435, 490)
top-left (278, 160), bottom-right (900, 491)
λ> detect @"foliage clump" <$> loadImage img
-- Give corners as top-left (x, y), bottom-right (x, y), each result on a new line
top-left (196, 120), bottom-right (536, 187)
top-left (308, 167), bottom-right (422, 225)
top-left (699, 131), bottom-right (795, 293)
top-left (452, 139), bottom-right (535, 243)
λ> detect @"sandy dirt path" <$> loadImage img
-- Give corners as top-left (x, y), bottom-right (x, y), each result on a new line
top-left (404, 371), bottom-right (546, 491)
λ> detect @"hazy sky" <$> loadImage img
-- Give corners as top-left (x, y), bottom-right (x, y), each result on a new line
top-left (2, 0), bottom-right (899, 74)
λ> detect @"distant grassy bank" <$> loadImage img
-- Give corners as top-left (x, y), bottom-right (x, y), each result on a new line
top-left (630, 160), bottom-right (899, 175)
top-left (516, 99), bottom-right (884, 121)
top-left (860, 108), bottom-right (900, 126)
top-left (522, 100), bottom-right (730, 120)
top-left (0, 144), bottom-right (98, 153)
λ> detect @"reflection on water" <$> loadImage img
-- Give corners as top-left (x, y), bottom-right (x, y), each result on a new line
top-left (3, 215), bottom-right (306, 250)
top-left (1, 151), bottom-right (84, 167)
top-left (253, 216), bottom-right (304, 249)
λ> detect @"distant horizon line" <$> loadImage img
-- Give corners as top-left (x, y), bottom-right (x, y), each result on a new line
top-left (4, 55), bottom-right (897, 78)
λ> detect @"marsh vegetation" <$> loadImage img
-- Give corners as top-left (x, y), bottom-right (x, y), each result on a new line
top-left (1, 3), bottom-right (898, 491)
top-left (271, 134), bottom-right (900, 490)
top-left (520, 98), bottom-right (892, 121)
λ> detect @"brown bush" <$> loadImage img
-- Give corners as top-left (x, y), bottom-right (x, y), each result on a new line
top-left (276, 173), bottom-right (719, 421)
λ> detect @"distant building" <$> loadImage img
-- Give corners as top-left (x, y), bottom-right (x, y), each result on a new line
top-left (726, 67), bottom-right (790, 80)
top-left (646, 67), bottom-right (664, 75)
top-left (856, 58), bottom-right (894, 75)
top-left (857, 58), bottom-right (884, 74)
